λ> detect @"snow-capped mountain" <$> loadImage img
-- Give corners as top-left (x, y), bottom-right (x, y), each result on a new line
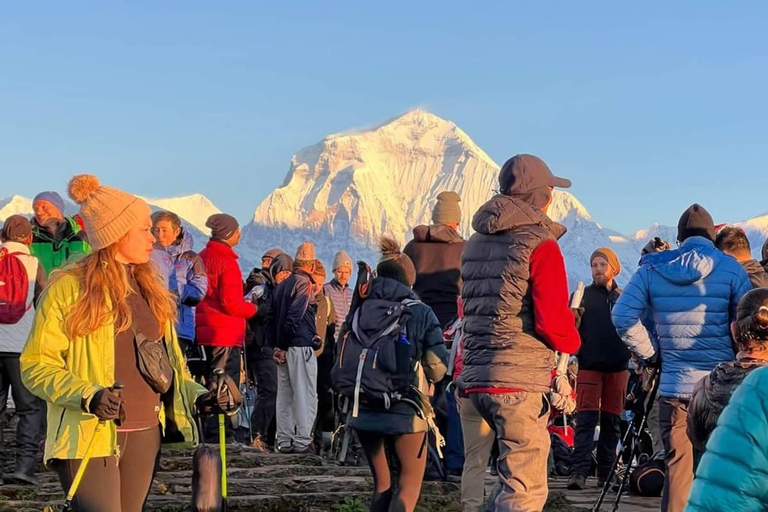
top-left (5, 110), bottom-right (767, 286)
top-left (241, 109), bottom-right (768, 286)
top-left (242, 110), bottom-right (644, 285)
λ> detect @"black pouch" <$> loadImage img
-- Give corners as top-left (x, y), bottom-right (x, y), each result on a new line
top-left (131, 324), bottom-right (174, 394)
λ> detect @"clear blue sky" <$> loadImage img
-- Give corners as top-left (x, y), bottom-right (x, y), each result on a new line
top-left (1, 2), bottom-right (766, 233)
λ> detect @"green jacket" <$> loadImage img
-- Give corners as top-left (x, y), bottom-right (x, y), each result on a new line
top-left (30, 216), bottom-right (91, 274)
top-left (20, 273), bottom-right (206, 463)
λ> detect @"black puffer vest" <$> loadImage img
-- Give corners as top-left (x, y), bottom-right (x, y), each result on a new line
top-left (459, 194), bottom-right (566, 393)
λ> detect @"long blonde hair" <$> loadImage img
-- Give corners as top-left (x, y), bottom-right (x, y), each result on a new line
top-left (56, 242), bottom-right (177, 339)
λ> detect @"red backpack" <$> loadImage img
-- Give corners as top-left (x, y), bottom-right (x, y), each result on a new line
top-left (0, 248), bottom-right (31, 324)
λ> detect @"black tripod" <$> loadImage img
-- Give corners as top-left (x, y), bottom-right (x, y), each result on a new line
top-left (591, 368), bottom-right (660, 512)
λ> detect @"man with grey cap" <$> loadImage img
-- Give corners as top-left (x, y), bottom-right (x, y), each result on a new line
top-left (459, 154), bottom-right (581, 511)
top-left (0, 215), bottom-right (47, 485)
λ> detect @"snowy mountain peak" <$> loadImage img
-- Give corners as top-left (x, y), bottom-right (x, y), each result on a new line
top-left (548, 190), bottom-right (593, 224)
top-left (0, 196), bottom-right (34, 222)
top-left (250, 110), bottom-right (500, 249)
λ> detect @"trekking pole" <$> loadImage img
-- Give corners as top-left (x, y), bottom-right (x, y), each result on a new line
top-left (219, 412), bottom-right (228, 507)
top-left (591, 369), bottom-right (659, 512)
top-left (64, 382), bottom-right (123, 512)
top-left (240, 343), bottom-right (254, 444)
top-left (610, 370), bottom-right (660, 512)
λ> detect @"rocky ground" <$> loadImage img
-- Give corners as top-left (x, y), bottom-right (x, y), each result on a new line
top-left (0, 414), bottom-right (656, 511)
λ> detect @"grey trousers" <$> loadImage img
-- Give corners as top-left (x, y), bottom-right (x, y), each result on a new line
top-left (276, 347), bottom-right (318, 451)
top-left (470, 392), bottom-right (550, 512)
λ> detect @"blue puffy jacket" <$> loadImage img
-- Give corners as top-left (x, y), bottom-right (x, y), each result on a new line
top-left (153, 228), bottom-right (208, 341)
top-left (686, 366), bottom-right (768, 511)
top-left (612, 237), bottom-right (751, 398)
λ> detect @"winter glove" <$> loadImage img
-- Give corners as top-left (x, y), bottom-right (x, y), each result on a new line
top-left (88, 387), bottom-right (125, 422)
top-left (550, 375), bottom-right (576, 414)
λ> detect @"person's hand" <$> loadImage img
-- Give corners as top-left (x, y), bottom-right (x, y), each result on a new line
top-left (88, 387), bottom-right (124, 421)
top-left (273, 348), bottom-right (287, 365)
top-left (551, 375), bottom-right (576, 414)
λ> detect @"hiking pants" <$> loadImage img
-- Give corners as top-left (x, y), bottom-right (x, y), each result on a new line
top-left (445, 385), bottom-right (465, 472)
top-left (571, 369), bottom-right (628, 480)
top-left (460, 396), bottom-right (495, 512)
top-left (469, 391), bottom-right (550, 512)
top-left (248, 345), bottom-right (278, 443)
top-left (0, 353), bottom-right (44, 466)
top-left (659, 397), bottom-right (694, 512)
top-left (53, 427), bottom-right (161, 512)
top-left (276, 347), bottom-right (317, 451)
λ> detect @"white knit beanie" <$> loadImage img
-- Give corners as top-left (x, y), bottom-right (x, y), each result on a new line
top-left (68, 174), bottom-right (151, 250)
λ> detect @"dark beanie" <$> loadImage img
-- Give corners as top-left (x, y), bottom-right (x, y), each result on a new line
top-left (206, 213), bottom-right (239, 241)
top-left (677, 204), bottom-right (716, 243)
top-left (1, 215), bottom-right (33, 242)
top-left (262, 247), bottom-right (283, 260)
top-left (269, 253), bottom-right (294, 278)
top-left (376, 237), bottom-right (416, 287)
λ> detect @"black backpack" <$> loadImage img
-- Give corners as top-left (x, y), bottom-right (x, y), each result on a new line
top-left (332, 297), bottom-right (420, 417)
top-left (630, 455), bottom-right (665, 497)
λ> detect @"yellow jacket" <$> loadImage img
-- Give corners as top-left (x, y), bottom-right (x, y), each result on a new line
top-left (20, 273), bottom-right (206, 462)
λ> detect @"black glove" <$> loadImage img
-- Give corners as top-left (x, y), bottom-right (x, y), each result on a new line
top-left (88, 387), bottom-right (125, 422)
top-left (644, 353), bottom-right (661, 369)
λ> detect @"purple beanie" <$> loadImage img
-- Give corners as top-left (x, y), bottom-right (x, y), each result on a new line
top-left (33, 191), bottom-right (66, 216)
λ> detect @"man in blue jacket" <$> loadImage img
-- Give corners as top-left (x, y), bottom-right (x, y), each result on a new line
top-left (612, 204), bottom-right (751, 512)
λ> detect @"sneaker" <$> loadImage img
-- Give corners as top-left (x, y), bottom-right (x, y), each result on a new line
top-left (276, 444), bottom-right (293, 454)
top-left (567, 474), bottom-right (587, 491)
top-left (446, 468), bottom-right (462, 483)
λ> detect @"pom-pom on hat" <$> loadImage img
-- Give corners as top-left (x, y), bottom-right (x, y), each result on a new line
top-left (376, 237), bottom-right (416, 287)
top-left (67, 174), bottom-right (151, 251)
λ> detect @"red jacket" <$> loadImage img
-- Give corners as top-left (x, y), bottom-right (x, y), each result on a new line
top-left (196, 240), bottom-right (257, 347)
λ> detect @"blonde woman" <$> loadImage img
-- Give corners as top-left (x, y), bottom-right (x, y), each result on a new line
top-left (20, 175), bottom-right (206, 512)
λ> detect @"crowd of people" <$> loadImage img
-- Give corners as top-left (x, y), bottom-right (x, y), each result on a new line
top-left (1, 158), bottom-right (768, 512)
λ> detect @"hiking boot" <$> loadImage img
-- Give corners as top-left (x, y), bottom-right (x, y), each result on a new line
top-left (292, 446), bottom-right (312, 455)
top-left (5, 458), bottom-right (38, 486)
top-left (567, 474), bottom-right (587, 490)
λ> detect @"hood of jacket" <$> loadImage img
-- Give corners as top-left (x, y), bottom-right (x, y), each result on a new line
top-left (741, 258), bottom-right (765, 277)
top-left (704, 358), bottom-right (768, 410)
top-left (411, 224), bottom-right (465, 244)
top-left (471, 194), bottom-right (566, 240)
top-left (644, 236), bottom-right (719, 285)
top-left (356, 277), bottom-right (418, 337)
